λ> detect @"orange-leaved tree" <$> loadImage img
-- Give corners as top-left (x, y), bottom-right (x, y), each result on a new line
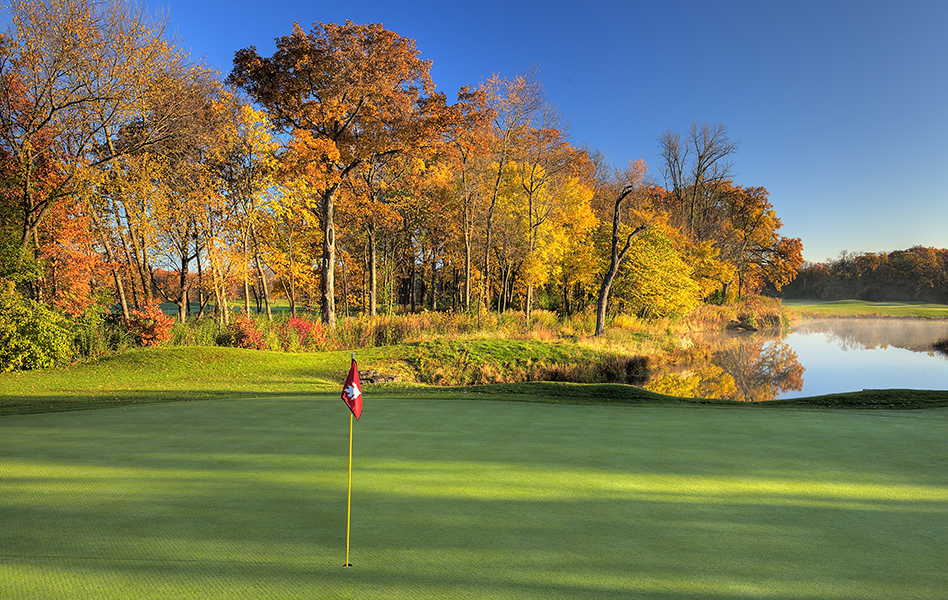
top-left (717, 183), bottom-right (803, 296)
top-left (2, 0), bottom-right (199, 301)
top-left (229, 21), bottom-right (437, 327)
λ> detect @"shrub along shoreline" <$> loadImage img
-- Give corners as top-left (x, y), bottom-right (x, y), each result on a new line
top-left (3, 298), bottom-right (946, 415)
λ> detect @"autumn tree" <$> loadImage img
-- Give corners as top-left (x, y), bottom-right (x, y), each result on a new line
top-left (33, 189), bottom-right (104, 315)
top-left (440, 86), bottom-right (492, 310)
top-left (255, 178), bottom-right (320, 318)
top-left (1, 0), bottom-right (200, 301)
top-left (476, 68), bottom-right (543, 319)
top-left (509, 108), bottom-right (594, 322)
top-left (718, 183), bottom-right (803, 296)
top-left (270, 129), bottom-right (336, 317)
top-left (658, 122), bottom-right (737, 241)
top-left (594, 159), bottom-right (651, 336)
top-left (229, 21), bottom-right (437, 327)
top-left (206, 92), bottom-right (279, 321)
top-left (145, 71), bottom-right (226, 323)
top-left (605, 224), bottom-right (700, 319)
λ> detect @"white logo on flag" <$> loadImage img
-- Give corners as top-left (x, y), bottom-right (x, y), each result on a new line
top-left (344, 382), bottom-right (361, 401)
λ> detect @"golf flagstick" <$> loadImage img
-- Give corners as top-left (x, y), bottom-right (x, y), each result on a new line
top-left (341, 352), bottom-right (362, 568)
top-left (345, 410), bottom-right (353, 567)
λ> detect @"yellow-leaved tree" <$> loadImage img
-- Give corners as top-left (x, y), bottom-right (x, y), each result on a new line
top-left (207, 93), bottom-right (279, 320)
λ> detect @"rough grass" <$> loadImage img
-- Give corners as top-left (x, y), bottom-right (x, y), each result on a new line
top-left (685, 296), bottom-right (793, 330)
top-left (2, 397), bottom-right (945, 599)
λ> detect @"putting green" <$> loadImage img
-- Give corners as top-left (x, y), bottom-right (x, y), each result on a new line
top-left (2, 398), bottom-right (945, 599)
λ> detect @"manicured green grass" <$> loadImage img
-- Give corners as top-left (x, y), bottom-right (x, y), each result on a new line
top-left (4, 346), bottom-right (945, 416)
top-left (2, 397), bottom-right (945, 599)
top-left (784, 299), bottom-right (948, 319)
top-left (0, 346), bottom-right (388, 414)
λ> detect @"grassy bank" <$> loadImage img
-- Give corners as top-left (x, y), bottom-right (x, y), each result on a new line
top-left (784, 299), bottom-right (948, 318)
top-left (2, 396), bottom-right (945, 599)
top-left (3, 345), bottom-right (945, 415)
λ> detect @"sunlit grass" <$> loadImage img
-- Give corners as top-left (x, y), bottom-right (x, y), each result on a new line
top-left (3, 345), bottom-right (945, 415)
top-left (2, 398), bottom-right (945, 599)
top-left (784, 299), bottom-right (948, 319)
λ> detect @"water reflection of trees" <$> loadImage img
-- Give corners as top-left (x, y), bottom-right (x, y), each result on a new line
top-left (646, 333), bottom-right (804, 402)
top-left (794, 318), bottom-right (948, 355)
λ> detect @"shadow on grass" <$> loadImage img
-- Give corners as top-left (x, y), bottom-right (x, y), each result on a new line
top-left (3, 383), bottom-right (946, 416)
top-left (5, 488), bottom-right (942, 599)
top-left (3, 399), bottom-right (945, 600)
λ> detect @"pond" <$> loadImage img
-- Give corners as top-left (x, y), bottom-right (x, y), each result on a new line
top-left (645, 318), bottom-right (948, 402)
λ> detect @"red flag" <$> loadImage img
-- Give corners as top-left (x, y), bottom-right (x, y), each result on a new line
top-left (341, 359), bottom-right (362, 420)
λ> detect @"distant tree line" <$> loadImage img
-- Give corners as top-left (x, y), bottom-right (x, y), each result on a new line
top-left (778, 247), bottom-right (948, 304)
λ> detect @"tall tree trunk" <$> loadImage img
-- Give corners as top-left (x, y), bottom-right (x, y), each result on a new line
top-left (409, 242), bottom-right (417, 313)
top-left (113, 199), bottom-right (140, 310)
top-left (526, 284), bottom-right (533, 324)
top-left (368, 223), bottom-right (377, 316)
top-left (195, 239), bottom-right (206, 320)
top-left (251, 228), bottom-right (272, 321)
top-left (595, 186), bottom-right (646, 337)
top-left (319, 188), bottom-right (337, 328)
top-left (243, 276), bottom-right (251, 316)
top-left (176, 251), bottom-right (189, 324)
top-left (562, 282), bottom-right (571, 317)
top-left (90, 212), bottom-right (130, 320)
top-left (287, 224), bottom-right (296, 318)
top-left (430, 258), bottom-right (438, 311)
top-left (463, 227), bottom-right (472, 310)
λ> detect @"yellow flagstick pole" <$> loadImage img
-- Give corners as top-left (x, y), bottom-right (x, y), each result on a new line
top-left (344, 351), bottom-right (355, 568)
top-left (344, 411), bottom-right (354, 567)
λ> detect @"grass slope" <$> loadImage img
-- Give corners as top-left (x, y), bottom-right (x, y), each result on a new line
top-left (0, 347), bottom-right (364, 414)
top-left (403, 382), bottom-right (948, 410)
top-left (4, 345), bottom-right (945, 416)
top-left (2, 397), bottom-right (945, 599)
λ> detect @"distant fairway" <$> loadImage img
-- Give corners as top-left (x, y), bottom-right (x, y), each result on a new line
top-left (783, 299), bottom-right (948, 319)
top-left (2, 397), bottom-right (945, 600)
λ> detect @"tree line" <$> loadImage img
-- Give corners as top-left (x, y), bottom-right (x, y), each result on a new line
top-left (779, 247), bottom-right (948, 304)
top-left (1, 0), bottom-right (805, 342)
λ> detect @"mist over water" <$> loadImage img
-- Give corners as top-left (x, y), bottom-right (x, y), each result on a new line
top-left (792, 318), bottom-right (948, 354)
top-left (646, 318), bottom-right (948, 402)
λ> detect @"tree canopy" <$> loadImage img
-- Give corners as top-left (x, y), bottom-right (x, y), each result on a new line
top-left (0, 5), bottom-right (832, 349)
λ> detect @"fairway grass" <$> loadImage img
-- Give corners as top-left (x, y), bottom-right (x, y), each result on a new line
top-left (784, 299), bottom-right (948, 319)
top-left (2, 397), bottom-right (945, 599)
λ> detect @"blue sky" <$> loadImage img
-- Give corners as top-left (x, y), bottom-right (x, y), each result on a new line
top-left (166, 0), bottom-right (947, 263)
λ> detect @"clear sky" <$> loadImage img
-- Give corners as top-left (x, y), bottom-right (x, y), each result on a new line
top-left (164, 0), bottom-right (947, 263)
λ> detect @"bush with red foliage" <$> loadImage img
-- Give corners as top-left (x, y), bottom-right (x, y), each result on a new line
top-left (127, 305), bottom-right (175, 347)
top-left (229, 314), bottom-right (266, 350)
top-left (286, 315), bottom-right (327, 349)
